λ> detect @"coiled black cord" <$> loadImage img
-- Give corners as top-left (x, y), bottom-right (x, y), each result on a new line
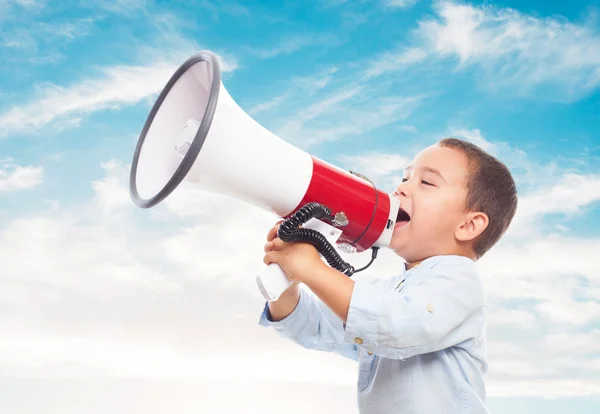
top-left (277, 202), bottom-right (377, 277)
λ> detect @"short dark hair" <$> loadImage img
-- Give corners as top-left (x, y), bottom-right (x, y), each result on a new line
top-left (438, 137), bottom-right (518, 259)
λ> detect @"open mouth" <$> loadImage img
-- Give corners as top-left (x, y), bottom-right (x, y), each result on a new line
top-left (396, 208), bottom-right (411, 223)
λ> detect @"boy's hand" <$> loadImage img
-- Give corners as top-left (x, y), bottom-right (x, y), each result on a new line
top-left (263, 220), bottom-right (326, 283)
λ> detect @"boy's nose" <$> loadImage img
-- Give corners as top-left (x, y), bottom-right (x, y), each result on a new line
top-left (394, 183), bottom-right (410, 198)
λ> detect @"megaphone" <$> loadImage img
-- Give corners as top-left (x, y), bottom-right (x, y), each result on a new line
top-left (129, 51), bottom-right (400, 301)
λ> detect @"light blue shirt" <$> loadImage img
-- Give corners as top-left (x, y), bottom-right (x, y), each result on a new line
top-left (259, 255), bottom-right (490, 413)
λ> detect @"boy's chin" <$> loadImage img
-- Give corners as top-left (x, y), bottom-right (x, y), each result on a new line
top-left (388, 239), bottom-right (410, 258)
top-left (389, 236), bottom-right (423, 263)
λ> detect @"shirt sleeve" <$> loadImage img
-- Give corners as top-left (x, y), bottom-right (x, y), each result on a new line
top-left (259, 287), bottom-right (358, 361)
top-left (342, 258), bottom-right (486, 360)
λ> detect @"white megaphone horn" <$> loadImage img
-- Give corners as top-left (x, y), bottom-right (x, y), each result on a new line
top-left (129, 51), bottom-right (401, 301)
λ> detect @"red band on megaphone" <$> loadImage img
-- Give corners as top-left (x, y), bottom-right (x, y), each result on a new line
top-left (286, 156), bottom-right (391, 253)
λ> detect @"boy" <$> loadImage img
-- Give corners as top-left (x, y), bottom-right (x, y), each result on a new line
top-left (258, 138), bottom-right (518, 413)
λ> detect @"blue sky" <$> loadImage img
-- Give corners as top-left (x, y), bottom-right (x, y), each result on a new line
top-left (1, 0), bottom-right (600, 413)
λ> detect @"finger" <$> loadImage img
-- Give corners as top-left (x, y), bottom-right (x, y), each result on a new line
top-left (263, 251), bottom-right (278, 265)
top-left (267, 227), bottom-right (277, 242)
top-left (271, 237), bottom-right (286, 250)
top-left (267, 220), bottom-right (284, 242)
top-left (266, 224), bottom-right (278, 241)
top-left (264, 241), bottom-right (273, 252)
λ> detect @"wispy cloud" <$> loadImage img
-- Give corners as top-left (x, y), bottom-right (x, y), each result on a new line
top-left (193, 0), bottom-right (251, 21)
top-left (337, 151), bottom-right (410, 189)
top-left (248, 67), bottom-right (339, 116)
top-left (449, 127), bottom-right (567, 194)
top-left (248, 93), bottom-right (288, 115)
top-left (414, 1), bottom-right (600, 100)
top-left (362, 47), bottom-right (428, 80)
top-left (275, 93), bottom-right (426, 148)
top-left (16, 0), bottom-right (45, 7)
top-left (448, 128), bottom-right (497, 153)
top-left (384, 0), bottom-right (419, 9)
top-left (516, 173), bottom-right (600, 220)
top-left (0, 160), bottom-right (43, 192)
top-left (252, 34), bottom-right (340, 59)
top-left (0, 61), bottom-right (176, 137)
top-left (39, 17), bottom-right (96, 39)
top-left (249, 62), bottom-right (428, 148)
top-left (0, 1), bottom-right (240, 138)
top-left (318, 0), bottom-right (351, 8)
top-left (0, 52), bottom-right (237, 138)
top-left (0, 11), bottom-right (96, 65)
top-left (321, 0), bottom-right (419, 10)
top-left (95, 0), bottom-right (148, 15)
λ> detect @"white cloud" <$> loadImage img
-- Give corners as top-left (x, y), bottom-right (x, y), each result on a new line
top-left (0, 162), bottom-right (43, 191)
top-left (448, 128), bottom-right (498, 153)
top-left (0, 378), bottom-right (358, 414)
top-left (0, 2), bottom-right (239, 138)
top-left (543, 330), bottom-right (600, 355)
top-left (248, 67), bottom-right (339, 116)
top-left (247, 50), bottom-right (427, 148)
top-left (516, 173), bottom-right (600, 219)
top-left (14, 0), bottom-right (45, 10)
top-left (362, 47), bottom-right (428, 79)
top-left (0, 159), bottom-right (368, 411)
top-left (96, 0), bottom-right (148, 15)
top-left (487, 308), bottom-right (537, 329)
top-left (384, 0), bottom-right (418, 9)
top-left (0, 333), bottom-right (356, 385)
top-left (39, 17), bottom-right (96, 40)
top-left (91, 160), bottom-right (135, 214)
top-left (2, 120), bottom-right (600, 408)
top-left (192, 0), bottom-right (251, 21)
top-left (248, 93), bottom-right (288, 115)
top-left (0, 61), bottom-right (174, 137)
top-left (415, 1), bottom-right (600, 100)
top-left (537, 297), bottom-right (600, 326)
top-left (0, 52), bottom-right (237, 138)
top-left (252, 34), bottom-right (340, 59)
top-left (0, 7), bottom-right (96, 68)
top-left (275, 92), bottom-right (426, 149)
top-left (337, 151), bottom-right (410, 190)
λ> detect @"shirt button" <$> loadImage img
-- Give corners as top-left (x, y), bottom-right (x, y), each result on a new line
top-left (354, 337), bottom-right (363, 345)
top-left (367, 351), bottom-right (373, 355)
top-left (427, 303), bottom-right (434, 313)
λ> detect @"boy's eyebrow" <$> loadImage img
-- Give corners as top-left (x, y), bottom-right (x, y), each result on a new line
top-left (404, 165), bottom-right (447, 183)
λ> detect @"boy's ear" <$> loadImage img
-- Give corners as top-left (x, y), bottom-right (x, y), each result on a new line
top-left (455, 211), bottom-right (489, 242)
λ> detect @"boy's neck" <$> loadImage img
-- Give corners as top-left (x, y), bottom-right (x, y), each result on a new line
top-left (405, 261), bottom-right (421, 270)
top-left (404, 249), bottom-right (478, 270)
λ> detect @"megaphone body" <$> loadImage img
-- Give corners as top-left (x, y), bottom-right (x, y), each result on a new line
top-left (130, 51), bottom-right (400, 301)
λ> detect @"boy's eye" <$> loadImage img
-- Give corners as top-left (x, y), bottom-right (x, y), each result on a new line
top-left (421, 180), bottom-right (434, 186)
top-left (402, 178), bottom-right (408, 183)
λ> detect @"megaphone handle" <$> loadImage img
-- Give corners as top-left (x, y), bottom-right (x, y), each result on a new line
top-left (256, 216), bottom-right (344, 302)
top-left (256, 262), bottom-right (294, 302)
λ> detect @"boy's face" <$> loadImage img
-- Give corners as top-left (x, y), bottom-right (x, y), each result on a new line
top-left (389, 144), bottom-right (471, 263)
